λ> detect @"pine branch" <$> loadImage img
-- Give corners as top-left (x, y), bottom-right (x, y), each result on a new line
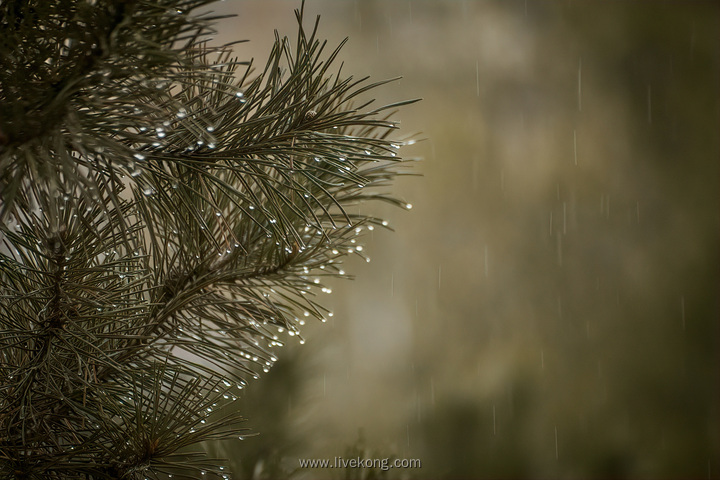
top-left (0, 0), bottom-right (226, 221)
top-left (0, 1), bottom-right (418, 478)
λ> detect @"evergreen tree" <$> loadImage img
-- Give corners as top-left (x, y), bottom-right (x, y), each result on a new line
top-left (0, 1), bottom-right (417, 478)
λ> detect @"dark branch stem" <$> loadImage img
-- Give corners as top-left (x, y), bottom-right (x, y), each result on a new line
top-left (4, 230), bottom-right (68, 452)
top-left (95, 247), bottom-right (300, 382)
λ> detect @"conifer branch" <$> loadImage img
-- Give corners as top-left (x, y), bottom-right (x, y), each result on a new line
top-left (0, 1), bottom-right (418, 477)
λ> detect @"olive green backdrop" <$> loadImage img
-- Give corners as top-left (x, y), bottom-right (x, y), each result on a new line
top-left (207, 2), bottom-right (719, 478)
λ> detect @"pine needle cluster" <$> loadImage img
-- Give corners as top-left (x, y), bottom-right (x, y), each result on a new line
top-left (0, 1), bottom-right (417, 478)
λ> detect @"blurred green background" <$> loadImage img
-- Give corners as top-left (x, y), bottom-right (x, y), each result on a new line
top-left (207, 1), bottom-right (720, 479)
